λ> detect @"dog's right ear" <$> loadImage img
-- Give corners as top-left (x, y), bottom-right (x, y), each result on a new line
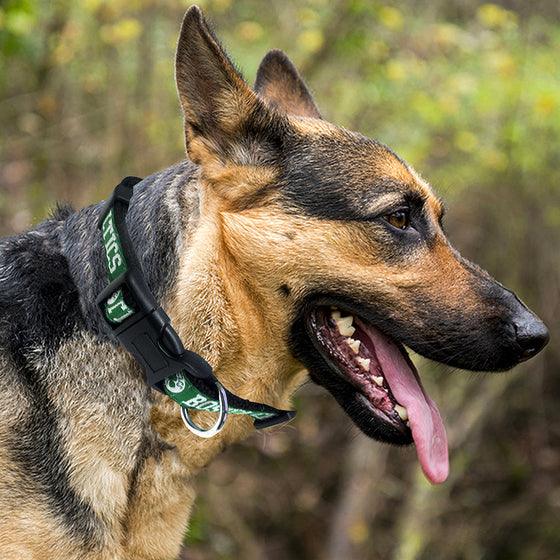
top-left (254, 49), bottom-right (322, 119)
top-left (175, 6), bottom-right (283, 168)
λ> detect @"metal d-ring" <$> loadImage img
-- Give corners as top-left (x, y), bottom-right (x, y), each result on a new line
top-left (180, 381), bottom-right (229, 438)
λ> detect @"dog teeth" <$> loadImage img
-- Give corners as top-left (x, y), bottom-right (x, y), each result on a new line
top-left (347, 338), bottom-right (360, 353)
top-left (395, 404), bottom-right (408, 422)
top-left (335, 315), bottom-right (355, 337)
top-left (357, 357), bottom-right (370, 371)
top-left (373, 375), bottom-right (384, 387)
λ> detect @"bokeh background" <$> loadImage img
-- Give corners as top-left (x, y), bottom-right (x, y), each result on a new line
top-left (1, 1), bottom-right (558, 558)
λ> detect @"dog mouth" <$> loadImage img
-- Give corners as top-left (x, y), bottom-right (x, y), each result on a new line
top-left (304, 305), bottom-right (449, 484)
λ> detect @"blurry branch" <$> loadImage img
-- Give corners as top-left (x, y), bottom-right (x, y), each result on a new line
top-left (134, 7), bottom-right (157, 108)
top-left (36, 5), bottom-right (70, 90)
top-left (203, 479), bottom-right (265, 560)
top-left (392, 468), bottom-right (450, 560)
top-left (297, 0), bottom-right (353, 79)
top-left (325, 433), bottom-right (389, 560)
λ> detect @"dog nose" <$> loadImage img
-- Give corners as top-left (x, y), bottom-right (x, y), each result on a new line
top-left (514, 314), bottom-right (550, 361)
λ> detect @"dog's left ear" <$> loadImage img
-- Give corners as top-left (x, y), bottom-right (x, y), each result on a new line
top-left (254, 49), bottom-right (322, 119)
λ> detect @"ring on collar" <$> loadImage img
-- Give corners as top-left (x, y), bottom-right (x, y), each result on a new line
top-left (180, 381), bottom-right (229, 438)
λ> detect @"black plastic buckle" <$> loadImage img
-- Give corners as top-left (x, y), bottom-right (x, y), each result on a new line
top-left (96, 288), bottom-right (214, 392)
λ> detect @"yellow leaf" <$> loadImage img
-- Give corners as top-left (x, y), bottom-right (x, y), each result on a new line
top-left (439, 94), bottom-right (459, 116)
top-left (51, 42), bottom-right (73, 66)
top-left (368, 40), bottom-right (388, 61)
top-left (236, 21), bottom-right (263, 43)
top-left (433, 23), bottom-right (461, 49)
top-left (211, 0), bottom-right (232, 13)
top-left (454, 131), bottom-right (478, 153)
top-left (385, 60), bottom-right (407, 83)
top-left (297, 29), bottom-right (324, 54)
top-left (379, 6), bottom-right (403, 32)
top-left (349, 520), bottom-right (369, 545)
top-left (37, 93), bottom-right (58, 118)
top-left (297, 7), bottom-right (320, 27)
top-left (83, 0), bottom-right (104, 14)
top-left (488, 51), bottom-right (517, 78)
top-left (477, 4), bottom-right (518, 29)
top-left (534, 93), bottom-right (557, 117)
top-left (100, 18), bottom-right (142, 45)
top-left (482, 150), bottom-right (508, 171)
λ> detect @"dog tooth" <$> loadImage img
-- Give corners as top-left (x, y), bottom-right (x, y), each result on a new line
top-left (331, 310), bottom-right (341, 320)
top-left (357, 357), bottom-right (370, 371)
top-left (395, 404), bottom-right (408, 422)
top-left (336, 315), bottom-right (356, 337)
top-left (348, 338), bottom-right (360, 353)
top-left (373, 375), bottom-right (384, 387)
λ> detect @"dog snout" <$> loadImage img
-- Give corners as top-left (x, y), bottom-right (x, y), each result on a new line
top-left (497, 287), bottom-right (549, 364)
top-left (513, 309), bottom-right (549, 361)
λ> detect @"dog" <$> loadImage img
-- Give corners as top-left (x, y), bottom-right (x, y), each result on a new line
top-left (0, 5), bottom-right (549, 559)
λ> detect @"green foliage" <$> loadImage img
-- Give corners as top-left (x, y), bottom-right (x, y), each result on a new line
top-left (1, 2), bottom-right (559, 559)
top-left (0, 0), bottom-right (39, 57)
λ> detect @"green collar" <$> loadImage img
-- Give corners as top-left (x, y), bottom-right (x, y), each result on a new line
top-left (96, 177), bottom-right (295, 437)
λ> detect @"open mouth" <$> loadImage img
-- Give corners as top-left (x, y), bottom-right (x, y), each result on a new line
top-left (303, 305), bottom-right (449, 484)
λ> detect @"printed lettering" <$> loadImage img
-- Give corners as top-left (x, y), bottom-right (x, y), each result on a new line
top-left (107, 299), bottom-right (128, 314)
top-left (183, 394), bottom-right (207, 408)
top-left (107, 291), bottom-right (120, 305)
top-left (199, 401), bottom-right (221, 413)
top-left (102, 213), bottom-right (118, 242)
top-left (108, 252), bottom-right (122, 274)
top-left (251, 412), bottom-right (274, 420)
top-left (106, 239), bottom-right (119, 256)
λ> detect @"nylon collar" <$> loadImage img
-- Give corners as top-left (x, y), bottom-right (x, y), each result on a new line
top-left (96, 177), bottom-right (295, 435)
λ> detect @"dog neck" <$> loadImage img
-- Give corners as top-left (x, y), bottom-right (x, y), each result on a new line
top-left (150, 180), bottom-right (305, 472)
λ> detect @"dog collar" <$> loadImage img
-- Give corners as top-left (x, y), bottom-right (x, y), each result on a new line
top-left (96, 177), bottom-right (295, 437)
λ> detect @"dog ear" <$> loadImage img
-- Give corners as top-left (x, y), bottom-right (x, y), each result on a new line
top-left (254, 49), bottom-right (322, 119)
top-left (175, 6), bottom-right (285, 166)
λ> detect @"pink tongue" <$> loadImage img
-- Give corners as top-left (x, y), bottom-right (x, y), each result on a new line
top-left (365, 326), bottom-right (449, 484)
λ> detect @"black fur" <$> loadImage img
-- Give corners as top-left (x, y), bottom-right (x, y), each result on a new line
top-left (0, 218), bottom-right (83, 359)
top-left (280, 131), bottom-right (410, 221)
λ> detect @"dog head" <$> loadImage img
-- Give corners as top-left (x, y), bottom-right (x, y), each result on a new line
top-left (173, 6), bottom-right (549, 483)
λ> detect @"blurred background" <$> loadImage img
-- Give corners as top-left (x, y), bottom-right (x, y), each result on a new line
top-left (1, 0), bottom-right (558, 558)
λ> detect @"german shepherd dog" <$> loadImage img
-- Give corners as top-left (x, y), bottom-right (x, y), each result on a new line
top-left (0, 6), bottom-right (549, 559)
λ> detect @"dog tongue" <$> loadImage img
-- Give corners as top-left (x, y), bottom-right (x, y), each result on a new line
top-left (365, 325), bottom-right (449, 484)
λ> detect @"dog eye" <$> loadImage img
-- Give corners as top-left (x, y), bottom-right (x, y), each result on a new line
top-left (383, 210), bottom-right (410, 230)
